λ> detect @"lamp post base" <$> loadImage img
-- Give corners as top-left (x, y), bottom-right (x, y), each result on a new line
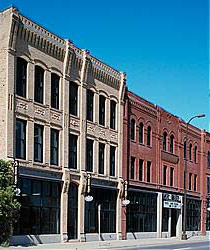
top-left (181, 233), bottom-right (188, 240)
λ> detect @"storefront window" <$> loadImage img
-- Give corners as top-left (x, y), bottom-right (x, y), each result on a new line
top-left (85, 188), bottom-right (117, 233)
top-left (127, 191), bottom-right (157, 232)
top-left (186, 198), bottom-right (201, 231)
top-left (162, 208), bottom-right (169, 232)
top-left (14, 178), bottom-right (61, 235)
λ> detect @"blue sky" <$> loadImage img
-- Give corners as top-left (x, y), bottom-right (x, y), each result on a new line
top-left (0, 0), bottom-right (209, 130)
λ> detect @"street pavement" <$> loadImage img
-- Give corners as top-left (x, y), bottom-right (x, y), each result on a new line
top-left (2, 235), bottom-right (210, 250)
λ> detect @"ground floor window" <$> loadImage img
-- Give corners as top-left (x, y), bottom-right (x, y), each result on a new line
top-left (186, 198), bottom-right (201, 231)
top-left (127, 191), bottom-right (157, 232)
top-left (162, 208), bottom-right (169, 232)
top-left (85, 188), bottom-right (117, 233)
top-left (206, 199), bottom-right (210, 231)
top-left (14, 178), bottom-right (61, 235)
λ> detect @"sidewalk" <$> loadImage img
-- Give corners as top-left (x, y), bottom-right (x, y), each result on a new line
top-left (4, 235), bottom-right (210, 250)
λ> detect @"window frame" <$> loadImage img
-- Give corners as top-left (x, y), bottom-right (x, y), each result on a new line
top-left (110, 100), bottom-right (116, 130)
top-left (69, 82), bottom-right (78, 116)
top-left (130, 119), bottom-right (135, 141)
top-left (86, 89), bottom-right (94, 122)
top-left (147, 126), bottom-right (151, 146)
top-left (51, 73), bottom-right (60, 110)
top-left (86, 139), bottom-right (94, 172)
top-left (34, 65), bottom-right (44, 104)
top-left (50, 128), bottom-right (59, 166)
top-left (34, 124), bottom-right (43, 163)
top-left (16, 57), bottom-right (27, 98)
top-left (16, 119), bottom-right (27, 160)
top-left (99, 142), bottom-right (105, 174)
top-left (99, 95), bottom-right (106, 126)
top-left (139, 122), bottom-right (144, 144)
top-left (110, 146), bottom-right (116, 177)
top-left (69, 134), bottom-right (78, 169)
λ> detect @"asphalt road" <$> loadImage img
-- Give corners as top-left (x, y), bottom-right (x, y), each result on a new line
top-left (111, 240), bottom-right (210, 250)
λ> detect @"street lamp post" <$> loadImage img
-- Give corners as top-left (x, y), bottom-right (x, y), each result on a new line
top-left (182, 114), bottom-right (205, 240)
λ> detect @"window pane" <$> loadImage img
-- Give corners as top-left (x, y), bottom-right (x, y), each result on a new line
top-left (34, 124), bottom-right (43, 162)
top-left (87, 90), bottom-right (94, 121)
top-left (69, 134), bottom-right (77, 169)
top-left (69, 82), bottom-right (78, 116)
top-left (16, 57), bottom-right (27, 97)
top-left (99, 143), bottom-right (105, 174)
top-left (99, 95), bottom-right (105, 126)
top-left (110, 146), bottom-right (116, 176)
top-left (131, 157), bottom-right (135, 179)
top-left (86, 139), bottom-right (93, 171)
top-left (51, 73), bottom-right (59, 109)
top-left (139, 123), bottom-right (144, 144)
top-left (16, 119), bottom-right (26, 159)
top-left (110, 100), bottom-right (116, 129)
top-left (50, 129), bottom-right (59, 165)
top-left (34, 66), bottom-right (44, 103)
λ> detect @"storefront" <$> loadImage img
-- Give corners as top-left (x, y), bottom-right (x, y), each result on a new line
top-left (126, 190), bottom-right (157, 238)
top-left (186, 197), bottom-right (201, 232)
top-left (84, 179), bottom-right (118, 241)
top-left (12, 167), bottom-right (62, 245)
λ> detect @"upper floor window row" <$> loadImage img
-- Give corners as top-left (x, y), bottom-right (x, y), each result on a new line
top-left (130, 120), bottom-right (151, 146)
top-left (16, 57), bottom-right (60, 109)
top-left (162, 132), bottom-right (174, 154)
top-left (184, 140), bottom-right (198, 163)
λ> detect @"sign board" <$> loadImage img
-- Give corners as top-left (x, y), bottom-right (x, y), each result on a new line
top-left (163, 193), bottom-right (182, 209)
top-left (163, 200), bottom-right (182, 209)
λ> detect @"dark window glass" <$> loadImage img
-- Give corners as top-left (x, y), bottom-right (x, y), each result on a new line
top-left (189, 144), bottom-right (192, 160)
top-left (99, 143), bottom-right (105, 174)
top-left (69, 134), bottom-right (77, 169)
top-left (170, 135), bottom-right (174, 153)
top-left (85, 188), bottom-right (117, 233)
top-left (189, 173), bottom-right (192, 190)
top-left (50, 129), bottom-right (59, 165)
top-left (139, 123), bottom-right (144, 144)
top-left (16, 119), bottom-right (26, 159)
top-left (16, 57), bottom-right (27, 97)
top-left (127, 192), bottom-right (157, 232)
top-left (207, 177), bottom-right (210, 193)
top-left (184, 141), bottom-right (187, 159)
top-left (147, 126), bottom-right (151, 146)
top-left (194, 174), bottom-right (197, 192)
top-left (139, 159), bottom-right (143, 181)
top-left (170, 167), bottom-right (174, 187)
top-left (131, 119), bottom-right (135, 140)
top-left (110, 146), bottom-right (116, 176)
top-left (110, 100), bottom-right (116, 129)
top-left (69, 82), bottom-right (78, 116)
top-left (14, 178), bottom-right (61, 235)
top-left (130, 157), bottom-right (135, 179)
top-left (34, 66), bottom-right (44, 103)
top-left (147, 161), bottom-right (151, 182)
top-left (34, 124), bottom-right (43, 162)
top-left (186, 199), bottom-right (201, 231)
top-left (51, 73), bottom-right (59, 109)
top-left (163, 132), bottom-right (167, 151)
top-left (208, 151), bottom-right (210, 168)
top-left (99, 95), bottom-right (106, 126)
top-left (86, 89), bottom-right (94, 121)
top-left (163, 165), bottom-right (167, 185)
top-left (68, 183), bottom-right (78, 239)
top-left (162, 208), bottom-right (169, 232)
top-left (194, 146), bottom-right (197, 163)
top-left (86, 139), bottom-right (93, 172)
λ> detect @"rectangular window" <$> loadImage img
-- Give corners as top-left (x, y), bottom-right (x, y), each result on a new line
top-left (86, 89), bottom-right (94, 121)
top-left (170, 167), bottom-right (174, 187)
top-left (147, 161), bottom-right (151, 183)
top-left (16, 119), bottom-right (26, 160)
top-left (99, 95), bottom-right (105, 126)
top-left (50, 129), bottom-right (59, 165)
top-left (110, 100), bottom-right (116, 130)
top-left (69, 134), bottom-right (77, 169)
top-left (189, 173), bottom-right (192, 191)
top-left (207, 177), bottom-right (210, 193)
top-left (86, 139), bottom-right (93, 172)
top-left (110, 146), bottom-right (116, 176)
top-left (34, 124), bottom-right (43, 163)
top-left (69, 82), bottom-right (78, 116)
top-left (99, 143), bottom-right (105, 174)
top-left (139, 159), bottom-right (143, 181)
top-left (130, 157), bottom-right (135, 179)
top-left (16, 57), bottom-right (27, 97)
top-left (51, 73), bottom-right (59, 109)
top-left (194, 174), bottom-right (197, 192)
top-left (34, 66), bottom-right (44, 103)
top-left (163, 165), bottom-right (167, 185)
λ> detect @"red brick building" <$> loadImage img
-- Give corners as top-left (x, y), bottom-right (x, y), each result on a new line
top-left (122, 90), bottom-right (209, 239)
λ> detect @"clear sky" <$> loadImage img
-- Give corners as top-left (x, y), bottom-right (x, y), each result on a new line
top-left (0, 0), bottom-right (209, 131)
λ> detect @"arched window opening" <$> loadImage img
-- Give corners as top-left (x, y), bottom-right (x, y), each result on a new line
top-left (163, 132), bottom-right (167, 151)
top-left (139, 122), bottom-right (144, 144)
top-left (147, 126), bottom-right (151, 146)
top-left (170, 135), bottom-right (174, 154)
top-left (131, 119), bottom-right (135, 141)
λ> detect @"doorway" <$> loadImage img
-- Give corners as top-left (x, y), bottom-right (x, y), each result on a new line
top-left (67, 183), bottom-right (78, 240)
top-left (171, 209), bottom-right (177, 237)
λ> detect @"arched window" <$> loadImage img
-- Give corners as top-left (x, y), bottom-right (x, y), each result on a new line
top-left (208, 151), bottom-right (210, 168)
top-left (131, 119), bottom-right (135, 141)
top-left (194, 146), bottom-right (197, 163)
top-left (163, 132), bottom-right (167, 151)
top-left (184, 141), bottom-right (187, 159)
top-left (147, 126), bottom-right (151, 146)
top-left (139, 122), bottom-right (144, 144)
top-left (189, 144), bottom-right (192, 160)
top-left (170, 135), bottom-right (174, 154)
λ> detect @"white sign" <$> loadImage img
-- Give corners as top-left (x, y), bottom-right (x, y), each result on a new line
top-left (163, 200), bottom-right (182, 209)
top-left (85, 195), bottom-right (93, 202)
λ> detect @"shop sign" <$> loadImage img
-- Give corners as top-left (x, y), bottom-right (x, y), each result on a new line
top-left (163, 193), bottom-right (182, 209)
top-left (163, 200), bottom-right (182, 209)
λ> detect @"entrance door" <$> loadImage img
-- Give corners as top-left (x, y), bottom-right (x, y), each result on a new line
top-left (68, 183), bottom-right (78, 239)
top-left (171, 209), bottom-right (177, 237)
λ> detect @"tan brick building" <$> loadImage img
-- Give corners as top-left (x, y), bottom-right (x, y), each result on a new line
top-left (0, 7), bottom-right (126, 244)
